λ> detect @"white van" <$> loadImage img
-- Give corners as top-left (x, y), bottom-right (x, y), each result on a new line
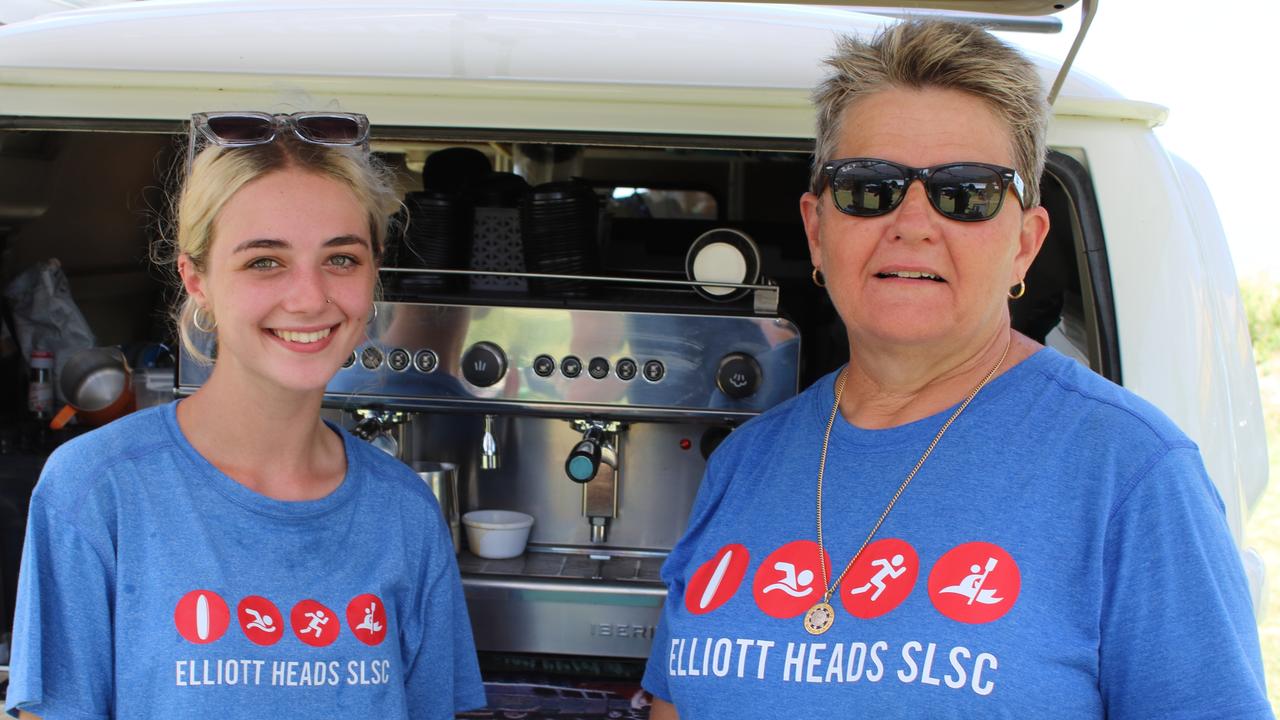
top-left (0, 0), bottom-right (1267, 665)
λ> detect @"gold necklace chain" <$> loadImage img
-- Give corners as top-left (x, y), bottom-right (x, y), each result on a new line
top-left (804, 335), bottom-right (1011, 635)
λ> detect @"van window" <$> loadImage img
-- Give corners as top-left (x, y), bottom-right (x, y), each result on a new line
top-left (0, 130), bottom-right (1113, 389)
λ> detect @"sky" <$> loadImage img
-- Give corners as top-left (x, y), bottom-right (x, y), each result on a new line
top-left (1011, 0), bottom-right (1280, 280)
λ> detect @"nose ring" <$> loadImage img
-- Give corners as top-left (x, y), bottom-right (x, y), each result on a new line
top-left (325, 297), bottom-right (333, 304)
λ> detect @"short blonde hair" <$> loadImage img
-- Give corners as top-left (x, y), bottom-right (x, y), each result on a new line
top-left (164, 134), bottom-right (399, 363)
top-left (811, 19), bottom-right (1049, 207)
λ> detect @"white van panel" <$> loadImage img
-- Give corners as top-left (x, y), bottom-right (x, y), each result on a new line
top-left (1048, 116), bottom-right (1260, 535)
top-left (0, 0), bottom-right (1144, 130)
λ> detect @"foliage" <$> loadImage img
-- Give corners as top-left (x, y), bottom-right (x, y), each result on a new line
top-left (1242, 278), bottom-right (1280, 710)
top-left (1243, 281), bottom-right (1280, 364)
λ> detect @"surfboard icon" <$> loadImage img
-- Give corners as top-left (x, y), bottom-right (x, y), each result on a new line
top-left (196, 593), bottom-right (210, 640)
top-left (699, 549), bottom-right (735, 609)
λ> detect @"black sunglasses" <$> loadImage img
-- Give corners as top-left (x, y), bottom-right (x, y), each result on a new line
top-left (817, 158), bottom-right (1027, 222)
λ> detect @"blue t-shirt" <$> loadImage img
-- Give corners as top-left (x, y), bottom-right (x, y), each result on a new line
top-left (642, 348), bottom-right (1271, 719)
top-left (5, 401), bottom-right (486, 719)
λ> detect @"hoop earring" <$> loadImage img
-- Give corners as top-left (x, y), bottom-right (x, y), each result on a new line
top-left (1008, 280), bottom-right (1026, 300)
top-left (367, 303), bottom-right (379, 324)
top-left (811, 267), bottom-right (826, 288)
top-left (193, 306), bottom-right (217, 332)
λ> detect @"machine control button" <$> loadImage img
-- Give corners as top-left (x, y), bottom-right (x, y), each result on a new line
top-left (643, 360), bottom-right (665, 383)
top-left (616, 358), bottom-right (638, 381)
top-left (360, 346), bottom-right (384, 370)
top-left (461, 342), bottom-right (507, 387)
top-left (533, 354), bottom-right (556, 377)
top-left (588, 357), bottom-right (610, 379)
top-left (561, 355), bottom-right (583, 378)
top-left (342, 352), bottom-right (356, 369)
top-left (387, 348), bottom-right (410, 372)
top-left (413, 349), bottom-right (439, 373)
top-left (716, 352), bottom-right (763, 399)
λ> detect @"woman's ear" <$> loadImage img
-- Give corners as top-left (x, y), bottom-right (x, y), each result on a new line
top-left (801, 191), bottom-right (824, 269)
top-left (1013, 205), bottom-right (1050, 284)
top-left (177, 254), bottom-right (208, 307)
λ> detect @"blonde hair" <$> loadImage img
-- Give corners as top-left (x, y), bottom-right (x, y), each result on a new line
top-left (811, 19), bottom-right (1049, 207)
top-left (165, 134), bottom-right (399, 363)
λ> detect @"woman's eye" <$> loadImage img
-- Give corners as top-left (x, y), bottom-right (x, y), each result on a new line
top-left (329, 254), bottom-right (360, 268)
top-left (248, 257), bottom-right (280, 270)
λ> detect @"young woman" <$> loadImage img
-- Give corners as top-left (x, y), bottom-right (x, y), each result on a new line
top-left (5, 112), bottom-right (486, 719)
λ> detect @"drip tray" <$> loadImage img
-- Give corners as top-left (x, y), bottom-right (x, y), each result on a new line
top-left (460, 549), bottom-right (667, 658)
top-left (458, 549), bottom-right (665, 583)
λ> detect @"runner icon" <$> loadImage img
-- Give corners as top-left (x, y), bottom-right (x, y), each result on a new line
top-left (849, 553), bottom-right (908, 601)
top-left (302, 609), bottom-right (330, 637)
top-left (940, 557), bottom-right (1004, 605)
top-left (762, 561), bottom-right (814, 598)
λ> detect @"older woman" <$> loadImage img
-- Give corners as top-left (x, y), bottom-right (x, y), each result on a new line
top-left (644, 20), bottom-right (1270, 719)
top-left (5, 113), bottom-right (484, 719)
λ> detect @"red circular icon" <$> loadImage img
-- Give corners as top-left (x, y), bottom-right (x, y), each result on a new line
top-left (237, 595), bottom-right (284, 646)
top-left (838, 538), bottom-right (919, 619)
top-left (174, 589), bottom-right (230, 644)
top-left (928, 541), bottom-right (1021, 624)
top-left (684, 544), bottom-right (750, 615)
top-left (290, 599), bottom-right (340, 647)
top-left (346, 593), bottom-right (389, 646)
top-left (751, 541), bottom-right (831, 619)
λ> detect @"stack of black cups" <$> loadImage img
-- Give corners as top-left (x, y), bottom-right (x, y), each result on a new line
top-left (520, 180), bottom-right (601, 297)
top-left (394, 148), bottom-right (491, 294)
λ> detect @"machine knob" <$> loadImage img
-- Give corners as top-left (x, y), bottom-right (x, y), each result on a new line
top-left (566, 425), bottom-right (605, 483)
top-left (716, 352), bottom-right (763, 399)
top-left (461, 341), bottom-right (507, 388)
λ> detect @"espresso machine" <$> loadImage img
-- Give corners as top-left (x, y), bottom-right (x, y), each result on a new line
top-left (177, 275), bottom-right (802, 660)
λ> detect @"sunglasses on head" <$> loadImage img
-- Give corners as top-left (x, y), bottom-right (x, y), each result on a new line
top-left (817, 158), bottom-right (1027, 222)
top-left (190, 111), bottom-right (370, 150)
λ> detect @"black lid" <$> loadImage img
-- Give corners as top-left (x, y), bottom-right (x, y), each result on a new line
top-left (423, 147), bottom-right (492, 194)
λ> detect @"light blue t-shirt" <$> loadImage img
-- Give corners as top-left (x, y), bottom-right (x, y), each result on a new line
top-left (643, 348), bottom-right (1271, 719)
top-left (5, 401), bottom-right (486, 720)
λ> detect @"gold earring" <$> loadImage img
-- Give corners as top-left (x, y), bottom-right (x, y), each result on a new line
top-left (811, 267), bottom-right (826, 288)
top-left (193, 306), bottom-right (217, 332)
top-left (1008, 280), bottom-right (1026, 300)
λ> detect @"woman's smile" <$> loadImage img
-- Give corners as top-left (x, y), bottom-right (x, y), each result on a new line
top-left (267, 324), bottom-right (339, 352)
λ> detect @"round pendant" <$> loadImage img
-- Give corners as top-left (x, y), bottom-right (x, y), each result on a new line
top-left (803, 602), bottom-right (835, 635)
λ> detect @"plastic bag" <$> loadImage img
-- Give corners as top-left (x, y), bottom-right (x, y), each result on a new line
top-left (3, 258), bottom-right (96, 401)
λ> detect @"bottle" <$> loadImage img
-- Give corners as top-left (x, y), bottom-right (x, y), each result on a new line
top-left (28, 350), bottom-right (54, 420)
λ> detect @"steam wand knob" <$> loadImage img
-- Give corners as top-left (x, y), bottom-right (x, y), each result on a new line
top-left (566, 425), bottom-right (604, 483)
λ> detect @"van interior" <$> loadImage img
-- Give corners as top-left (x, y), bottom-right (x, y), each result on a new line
top-left (0, 125), bottom-right (1113, 670)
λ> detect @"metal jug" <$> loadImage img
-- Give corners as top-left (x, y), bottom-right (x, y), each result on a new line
top-left (413, 461), bottom-right (460, 552)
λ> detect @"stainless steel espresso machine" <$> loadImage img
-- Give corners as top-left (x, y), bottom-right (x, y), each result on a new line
top-left (177, 274), bottom-right (802, 661)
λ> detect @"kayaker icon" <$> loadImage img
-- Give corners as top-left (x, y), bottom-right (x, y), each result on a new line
top-left (939, 557), bottom-right (1004, 605)
top-left (927, 542), bottom-right (1021, 624)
